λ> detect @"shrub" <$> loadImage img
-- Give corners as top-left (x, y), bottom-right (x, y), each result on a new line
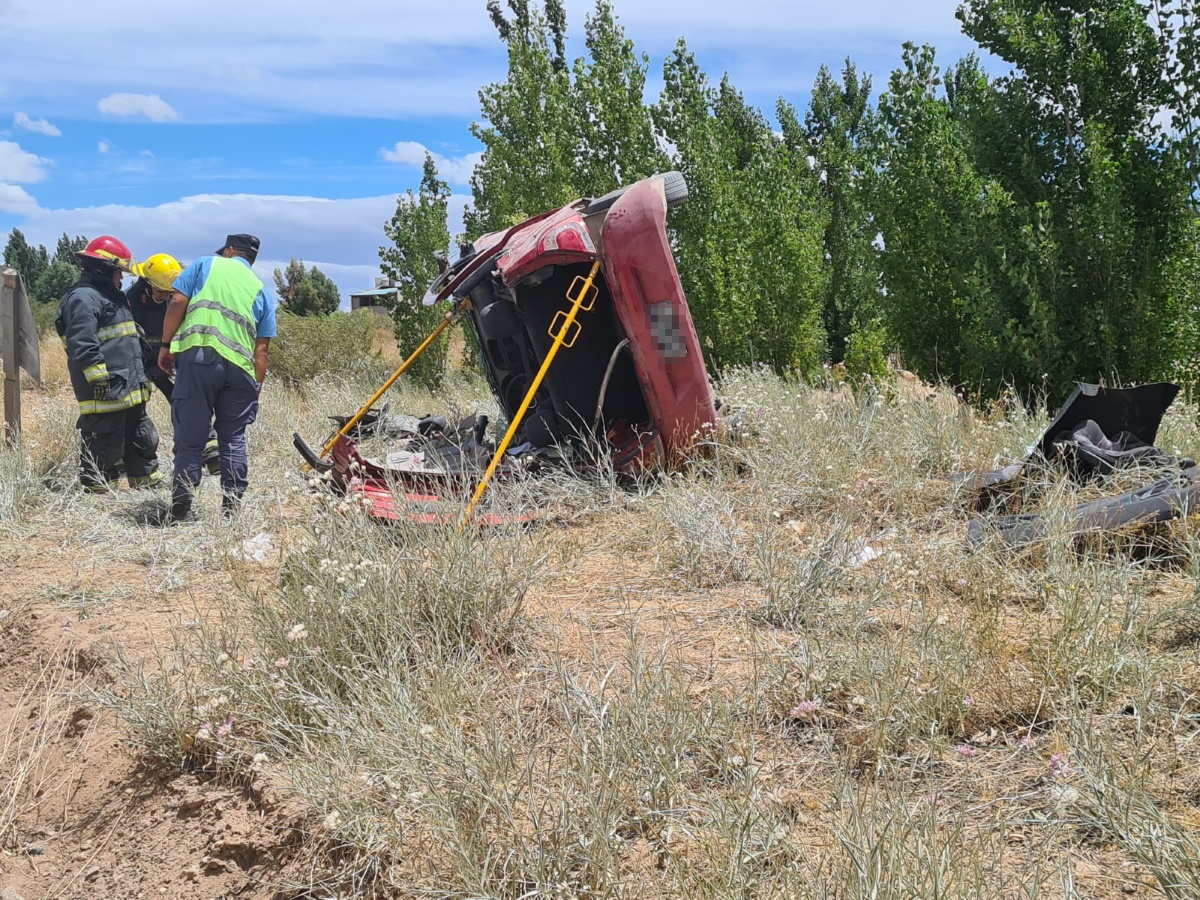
top-left (270, 311), bottom-right (387, 389)
top-left (387, 297), bottom-right (449, 390)
top-left (843, 317), bottom-right (891, 390)
top-left (30, 299), bottom-right (57, 336)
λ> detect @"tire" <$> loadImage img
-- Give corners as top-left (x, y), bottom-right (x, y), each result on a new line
top-left (585, 171), bottom-right (688, 215)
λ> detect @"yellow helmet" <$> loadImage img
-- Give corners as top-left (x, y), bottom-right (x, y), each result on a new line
top-left (131, 253), bottom-right (183, 292)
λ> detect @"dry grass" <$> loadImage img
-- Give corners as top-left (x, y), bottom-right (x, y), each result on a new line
top-left (7, 333), bottom-right (1200, 898)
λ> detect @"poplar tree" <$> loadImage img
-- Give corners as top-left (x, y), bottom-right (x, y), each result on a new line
top-left (380, 154), bottom-right (452, 388)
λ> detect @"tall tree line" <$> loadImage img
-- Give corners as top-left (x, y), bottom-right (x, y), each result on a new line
top-left (400, 0), bottom-right (1200, 399)
top-left (3, 230), bottom-right (87, 307)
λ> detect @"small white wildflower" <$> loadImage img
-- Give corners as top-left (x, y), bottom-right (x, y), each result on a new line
top-left (323, 810), bottom-right (342, 829)
top-left (286, 623), bottom-right (309, 642)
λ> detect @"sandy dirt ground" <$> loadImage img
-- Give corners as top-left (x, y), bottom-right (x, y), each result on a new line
top-left (0, 526), bottom-right (312, 900)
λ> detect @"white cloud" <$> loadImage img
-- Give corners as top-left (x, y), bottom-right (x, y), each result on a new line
top-left (0, 0), bottom-right (975, 124)
top-left (98, 92), bottom-right (180, 122)
top-left (14, 189), bottom-right (474, 302)
top-left (381, 141), bottom-right (482, 186)
top-left (139, 149), bottom-right (155, 158)
top-left (13, 112), bottom-right (60, 137)
top-left (0, 184), bottom-right (42, 216)
top-left (98, 140), bottom-right (110, 154)
top-left (20, 193), bottom-right (394, 299)
top-left (0, 141), bottom-right (49, 183)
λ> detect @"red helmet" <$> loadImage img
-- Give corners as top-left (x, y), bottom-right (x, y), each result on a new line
top-left (75, 235), bottom-right (134, 272)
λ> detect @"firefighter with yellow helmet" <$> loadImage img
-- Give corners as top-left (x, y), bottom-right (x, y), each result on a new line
top-left (127, 252), bottom-right (220, 474)
top-left (127, 253), bottom-right (183, 395)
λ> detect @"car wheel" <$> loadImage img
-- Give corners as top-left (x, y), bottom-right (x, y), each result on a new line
top-left (585, 171), bottom-right (688, 215)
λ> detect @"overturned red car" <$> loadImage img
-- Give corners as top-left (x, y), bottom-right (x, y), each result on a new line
top-left (296, 172), bottom-right (718, 519)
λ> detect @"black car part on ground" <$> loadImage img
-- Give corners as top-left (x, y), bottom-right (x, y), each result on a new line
top-left (294, 412), bottom-right (494, 480)
top-left (963, 382), bottom-right (1191, 510)
top-left (963, 382), bottom-right (1200, 547)
top-left (1035, 382), bottom-right (1180, 459)
top-left (967, 466), bottom-right (1200, 547)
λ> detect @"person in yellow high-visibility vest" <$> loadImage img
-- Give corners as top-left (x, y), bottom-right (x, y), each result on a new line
top-left (156, 234), bottom-right (276, 523)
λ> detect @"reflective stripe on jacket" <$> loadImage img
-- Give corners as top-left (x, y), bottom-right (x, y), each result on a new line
top-left (55, 276), bottom-right (152, 414)
top-left (170, 256), bottom-right (261, 377)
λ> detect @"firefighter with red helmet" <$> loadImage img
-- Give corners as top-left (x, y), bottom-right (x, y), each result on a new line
top-left (55, 235), bottom-right (162, 491)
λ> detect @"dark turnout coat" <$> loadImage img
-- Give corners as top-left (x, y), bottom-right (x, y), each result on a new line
top-left (56, 272), bottom-right (153, 416)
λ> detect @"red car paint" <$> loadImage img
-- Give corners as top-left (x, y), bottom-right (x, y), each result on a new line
top-left (598, 178), bottom-right (717, 460)
top-left (321, 172), bottom-right (716, 523)
top-left (440, 172), bottom-right (717, 467)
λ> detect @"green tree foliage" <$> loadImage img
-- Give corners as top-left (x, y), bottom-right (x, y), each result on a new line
top-left (876, 0), bottom-right (1193, 400)
top-left (959, 0), bottom-right (1189, 394)
top-left (35, 233), bottom-right (87, 304)
top-left (54, 233), bottom-right (87, 260)
top-left (273, 258), bottom-right (342, 317)
top-left (570, 0), bottom-right (664, 196)
top-left (467, 0), bottom-right (579, 235)
top-left (1154, 0), bottom-right (1200, 194)
top-left (34, 259), bottom-right (83, 306)
top-left (874, 47), bottom-right (1018, 390)
top-left (4, 229), bottom-right (86, 306)
top-left (467, 0), bottom-right (664, 234)
top-left (271, 311), bottom-right (384, 389)
top-left (3, 229), bottom-right (49, 294)
top-left (380, 154), bottom-right (452, 388)
top-left (792, 61), bottom-right (883, 363)
top-left (653, 44), bottom-right (827, 372)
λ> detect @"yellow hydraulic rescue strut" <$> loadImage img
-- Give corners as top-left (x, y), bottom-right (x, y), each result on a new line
top-left (460, 260), bottom-right (601, 528)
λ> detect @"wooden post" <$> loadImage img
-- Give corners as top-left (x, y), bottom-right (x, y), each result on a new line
top-left (1, 269), bottom-right (19, 444)
top-left (0, 268), bottom-right (38, 445)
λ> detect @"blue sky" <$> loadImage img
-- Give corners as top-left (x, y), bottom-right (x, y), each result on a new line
top-left (0, 0), bottom-right (976, 303)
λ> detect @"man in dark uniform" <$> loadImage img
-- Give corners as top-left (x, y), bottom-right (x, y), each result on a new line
top-left (55, 235), bottom-right (161, 491)
top-left (127, 252), bottom-right (219, 475)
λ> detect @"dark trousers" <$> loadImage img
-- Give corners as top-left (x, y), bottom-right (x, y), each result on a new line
top-left (171, 347), bottom-right (259, 516)
top-left (147, 362), bottom-right (174, 401)
top-left (147, 358), bottom-right (218, 459)
top-left (78, 403), bottom-right (159, 488)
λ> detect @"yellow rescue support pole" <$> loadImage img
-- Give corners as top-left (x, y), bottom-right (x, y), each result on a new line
top-left (460, 260), bottom-right (601, 528)
top-left (308, 300), bottom-right (464, 468)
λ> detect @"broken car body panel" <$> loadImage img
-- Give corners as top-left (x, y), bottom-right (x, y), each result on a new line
top-left (599, 177), bottom-right (718, 460)
top-left (308, 172), bottom-right (717, 521)
top-left (963, 382), bottom-right (1198, 546)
